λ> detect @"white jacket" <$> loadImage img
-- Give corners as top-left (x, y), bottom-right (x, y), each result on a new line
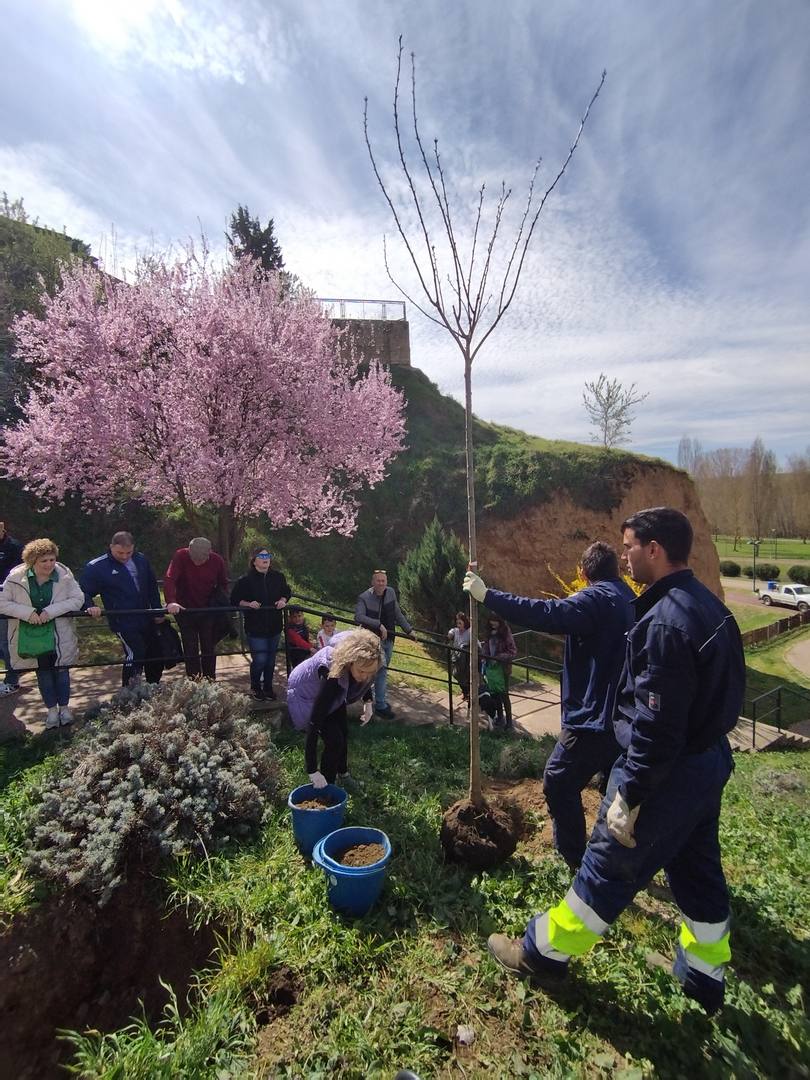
top-left (0, 562), bottom-right (84, 669)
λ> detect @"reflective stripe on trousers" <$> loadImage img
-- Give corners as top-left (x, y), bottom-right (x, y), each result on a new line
top-left (674, 917), bottom-right (731, 984)
top-left (525, 887), bottom-right (609, 962)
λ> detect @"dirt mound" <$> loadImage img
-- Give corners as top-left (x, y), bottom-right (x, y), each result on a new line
top-left (484, 777), bottom-right (603, 857)
top-left (0, 876), bottom-right (219, 1080)
top-left (440, 796), bottom-right (523, 870)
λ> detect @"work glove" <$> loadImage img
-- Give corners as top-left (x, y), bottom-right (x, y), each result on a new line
top-left (463, 571), bottom-right (487, 603)
top-left (308, 771), bottom-right (328, 789)
top-left (360, 701), bottom-right (374, 726)
top-left (606, 791), bottom-right (640, 848)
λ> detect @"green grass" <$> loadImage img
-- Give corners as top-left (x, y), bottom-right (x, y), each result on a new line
top-left (744, 627), bottom-right (810, 728)
top-left (32, 725), bottom-right (804, 1079)
top-left (714, 535), bottom-right (810, 564)
top-left (728, 601), bottom-right (791, 634)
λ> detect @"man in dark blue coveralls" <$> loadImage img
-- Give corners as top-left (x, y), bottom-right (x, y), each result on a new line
top-left (485, 507), bottom-right (745, 1015)
top-left (464, 541), bottom-right (634, 870)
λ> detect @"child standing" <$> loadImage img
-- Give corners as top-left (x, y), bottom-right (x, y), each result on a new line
top-left (286, 629), bottom-right (384, 787)
top-left (285, 605), bottom-right (314, 668)
top-left (316, 613), bottom-right (338, 651)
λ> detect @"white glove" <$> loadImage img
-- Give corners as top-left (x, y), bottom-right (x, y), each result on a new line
top-left (360, 701), bottom-right (374, 726)
top-left (606, 791), bottom-right (640, 848)
top-left (463, 571), bottom-right (487, 603)
top-left (308, 771), bottom-right (328, 789)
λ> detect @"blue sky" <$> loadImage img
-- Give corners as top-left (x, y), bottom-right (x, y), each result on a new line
top-left (2, 0), bottom-right (809, 465)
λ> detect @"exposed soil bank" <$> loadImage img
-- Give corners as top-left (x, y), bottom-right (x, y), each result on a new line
top-left (0, 876), bottom-right (219, 1080)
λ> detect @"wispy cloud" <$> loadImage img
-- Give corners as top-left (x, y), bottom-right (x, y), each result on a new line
top-left (2, 0), bottom-right (808, 464)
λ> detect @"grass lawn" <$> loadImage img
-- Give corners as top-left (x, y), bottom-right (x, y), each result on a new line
top-left (727, 601), bottom-right (789, 634)
top-left (3, 717), bottom-right (806, 1078)
top-left (713, 535), bottom-right (810, 563)
top-left (744, 626), bottom-right (810, 727)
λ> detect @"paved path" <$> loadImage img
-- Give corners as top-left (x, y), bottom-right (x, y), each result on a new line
top-left (0, 651), bottom-right (563, 744)
top-left (786, 631), bottom-right (810, 680)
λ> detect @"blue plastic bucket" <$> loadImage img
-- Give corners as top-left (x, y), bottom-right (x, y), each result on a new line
top-left (312, 826), bottom-right (392, 917)
top-left (288, 784), bottom-right (347, 856)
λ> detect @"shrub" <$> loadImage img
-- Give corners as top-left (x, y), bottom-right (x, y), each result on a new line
top-left (719, 560), bottom-right (741, 577)
top-left (743, 563), bottom-right (779, 580)
top-left (495, 735), bottom-right (556, 780)
top-left (26, 679), bottom-right (283, 902)
top-left (788, 565), bottom-right (810, 585)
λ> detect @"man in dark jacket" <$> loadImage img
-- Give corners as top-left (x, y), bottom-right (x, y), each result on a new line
top-left (464, 541), bottom-right (634, 869)
top-left (0, 521), bottom-right (24, 694)
top-left (355, 570), bottom-right (415, 719)
top-left (82, 531), bottom-right (166, 686)
top-left (487, 508), bottom-right (745, 1016)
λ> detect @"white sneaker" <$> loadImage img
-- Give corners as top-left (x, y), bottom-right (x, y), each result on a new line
top-left (58, 706), bottom-right (74, 726)
top-left (45, 706), bottom-right (60, 729)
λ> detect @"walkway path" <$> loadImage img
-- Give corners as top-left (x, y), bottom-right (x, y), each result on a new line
top-left (0, 651), bottom-right (563, 743)
top-left (786, 631), bottom-right (810, 681)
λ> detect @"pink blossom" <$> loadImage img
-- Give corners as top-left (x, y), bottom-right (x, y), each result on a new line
top-left (2, 256), bottom-right (406, 539)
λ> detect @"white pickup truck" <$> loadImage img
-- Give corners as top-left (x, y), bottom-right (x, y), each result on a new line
top-left (760, 584), bottom-right (810, 612)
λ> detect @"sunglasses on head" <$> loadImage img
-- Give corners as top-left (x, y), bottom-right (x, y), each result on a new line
top-left (255, 551), bottom-right (272, 559)
top-left (373, 569), bottom-right (387, 575)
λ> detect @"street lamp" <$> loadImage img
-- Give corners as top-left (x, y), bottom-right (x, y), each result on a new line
top-left (748, 538), bottom-right (761, 593)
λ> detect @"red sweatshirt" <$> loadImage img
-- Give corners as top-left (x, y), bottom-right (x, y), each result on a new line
top-left (163, 548), bottom-right (228, 610)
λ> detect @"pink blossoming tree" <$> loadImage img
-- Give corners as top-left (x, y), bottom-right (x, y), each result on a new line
top-left (2, 255), bottom-right (406, 564)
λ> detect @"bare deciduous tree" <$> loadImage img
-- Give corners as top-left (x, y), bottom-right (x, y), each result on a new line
top-left (365, 38), bottom-right (605, 810)
top-left (582, 373), bottom-right (648, 449)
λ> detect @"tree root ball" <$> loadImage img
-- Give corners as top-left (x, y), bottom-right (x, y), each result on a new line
top-left (440, 796), bottom-right (522, 870)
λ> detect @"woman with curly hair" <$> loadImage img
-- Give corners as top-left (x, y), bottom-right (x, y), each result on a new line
top-left (0, 538), bottom-right (84, 728)
top-left (286, 628), bottom-right (384, 788)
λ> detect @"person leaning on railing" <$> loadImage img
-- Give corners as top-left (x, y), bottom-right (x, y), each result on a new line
top-left (163, 537), bottom-right (228, 681)
top-left (0, 538), bottom-right (84, 729)
top-left (229, 545), bottom-right (291, 700)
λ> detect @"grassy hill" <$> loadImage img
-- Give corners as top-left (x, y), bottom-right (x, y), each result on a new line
top-left (268, 364), bottom-right (648, 605)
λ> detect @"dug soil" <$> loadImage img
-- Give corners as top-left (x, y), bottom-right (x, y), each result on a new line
top-left (336, 842), bottom-right (386, 867)
top-left (293, 795), bottom-right (338, 809)
top-left (484, 776), bottom-right (603, 857)
top-left (0, 875), bottom-right (220, 1080)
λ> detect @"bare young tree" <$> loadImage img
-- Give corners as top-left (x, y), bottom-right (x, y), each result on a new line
top-left (582, 373), bottom-right (648, 449)
top-left (746, 436), bottom-right (777, 540)
top-left (364, 38), bottom-right (605, 811)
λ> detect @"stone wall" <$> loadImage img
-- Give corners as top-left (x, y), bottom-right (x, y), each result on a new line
top-left (332, 318), bottom-right (411, 366)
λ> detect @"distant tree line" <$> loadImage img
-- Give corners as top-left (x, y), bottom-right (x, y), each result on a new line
top-left (678, 436), bottom-right (810, 544)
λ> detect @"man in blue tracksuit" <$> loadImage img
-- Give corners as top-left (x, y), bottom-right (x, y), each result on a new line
top-left (81, 531), bottom-right (166, 686)
top-left (464, 541), bottom-right (634, 870)
top-left (486, 508), bottom-right (745, 1016)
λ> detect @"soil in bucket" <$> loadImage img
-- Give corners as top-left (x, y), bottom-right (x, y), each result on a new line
top-left (293, 794), bottom-right (339, 809)
top-left (336, 842), bottom-right (387, 867)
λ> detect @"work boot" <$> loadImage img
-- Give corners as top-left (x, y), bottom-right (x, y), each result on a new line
top-left (337, 772), bottom-right (364, 795)
top-left (375, 704), bottom-right (396, 719)
top-left (58, 706), bottom-right (74, 726)
top-left (645, 951), bottom-right (725, 1016)
top-left (487, 934), bottom-right (568, 986)
top-left (45, 706), bottom-right (60, 729)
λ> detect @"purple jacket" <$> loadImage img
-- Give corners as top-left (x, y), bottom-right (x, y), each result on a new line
top-left (286, 632), bottom-right (371, 731)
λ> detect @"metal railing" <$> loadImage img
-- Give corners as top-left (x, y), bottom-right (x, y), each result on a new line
top-left (1, 594), bottom-right (563, 727)
top-left (319, 298), bottom-right (406, 321)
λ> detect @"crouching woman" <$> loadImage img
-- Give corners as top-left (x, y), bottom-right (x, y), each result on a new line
top-left (0, 538), bottom-right (85, 728)
top-left (287, 629), bottom-right (384, 788)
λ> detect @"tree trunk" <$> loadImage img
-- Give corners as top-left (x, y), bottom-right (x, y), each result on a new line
top-left (216, 504), bottom-right (241, 572)
top-left (464, 356), bottom-right (483, 807)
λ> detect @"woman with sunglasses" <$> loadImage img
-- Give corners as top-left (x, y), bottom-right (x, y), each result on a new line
top-left (230, 545), bottom-right (292, 699)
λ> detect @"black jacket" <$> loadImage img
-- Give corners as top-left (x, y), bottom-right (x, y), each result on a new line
top-left (230, 568), bottom-right (292, 637)
top-left (614, 569), bottom-right (745, 808)
top-left (0, 533), bottom-right (23, 587)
